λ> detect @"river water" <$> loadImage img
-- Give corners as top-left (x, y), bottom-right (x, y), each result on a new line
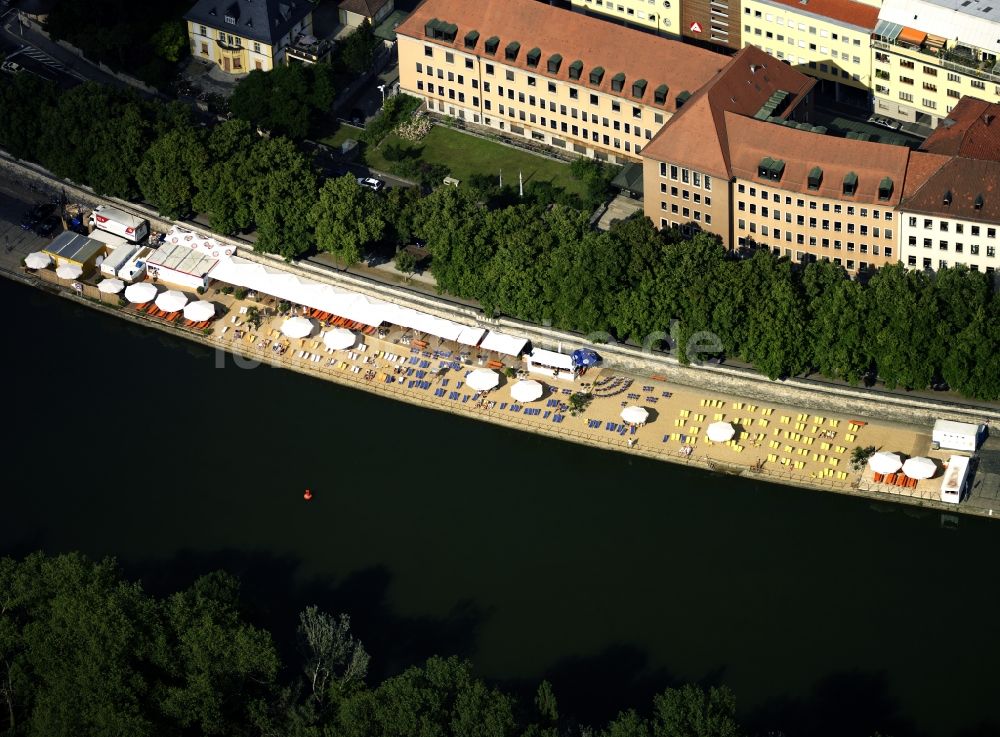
top-left (2, 278), bottom-right (998, 737)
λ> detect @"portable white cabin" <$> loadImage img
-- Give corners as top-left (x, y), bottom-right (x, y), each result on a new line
top-left (932, 420), bottom-right (981, 452)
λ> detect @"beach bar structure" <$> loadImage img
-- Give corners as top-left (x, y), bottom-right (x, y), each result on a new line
top-left (42, 231), bottom-right (104, 275)
top-left (146, 241), bottom-right (220, 290)
top-left (526, 348), bottom-right (576, 381)
top-left (932, 420), bottom-right (981, 452)
top-left (940, 455), bottom-right (971, 504)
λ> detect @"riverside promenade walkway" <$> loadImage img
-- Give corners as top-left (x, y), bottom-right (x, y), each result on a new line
top-left (9, 262), bottom-right (999, 521)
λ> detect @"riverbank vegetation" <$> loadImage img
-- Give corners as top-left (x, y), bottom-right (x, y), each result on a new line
top-left (0, 76), bottom-right (997, 399)
top-left (0, 552), bottom-right (755, 737)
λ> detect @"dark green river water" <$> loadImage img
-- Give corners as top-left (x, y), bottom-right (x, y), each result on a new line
top-left (2, 278), bottom-right (997, 737)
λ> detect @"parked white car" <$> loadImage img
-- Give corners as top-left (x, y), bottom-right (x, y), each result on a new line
top-left (1, 61), bottom-right (24, 75)
top-left (357, 176), bottom-right (385, 192)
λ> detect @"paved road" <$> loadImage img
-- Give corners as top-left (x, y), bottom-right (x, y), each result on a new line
top-left (302, 137), bottom-right (416, 190)
top-left (0, 176), bottom-right (62, 273)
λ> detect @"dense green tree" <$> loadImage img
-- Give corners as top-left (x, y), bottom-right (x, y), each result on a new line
top-left (159, 571), bottom-right (280, 736)
top-left (310, 175), bottom-right (386, 265)
top-left (864, 264), bottom-right (939, 390)
top-left (738, 252), bottom-right (807, 379)
top-left (338, 20), bottom-right (379, 74)
top-left (480, 205), bottom-right (552, 319)
top-left (0, 553), bottom-right (161, 737)
top-left (651, 685), bottom-right (742, 737)
top-left (602, 709), bottom-right (652, 737)
top-left (337, 656), bottom-right (515, 737)
top-left (229, 64), bottom-right (336, 140)
top-left (150, 19), bottom-right (188, 63)
top-left (415, 186), bottom-right (490, 298)
top-left (137, 126), bottom-right (208, 219)
top-left (801, 260), bottom-right (870, 383)
top-left (941, 296), bottom-right (1000, 400)
top-left (0, 74), bottom-right (58, 161)
top-left (244, 138), bottom-right (319, 258)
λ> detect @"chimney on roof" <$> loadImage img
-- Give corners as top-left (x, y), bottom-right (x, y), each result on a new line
top-left (984, 113), bottom-right (995, 126)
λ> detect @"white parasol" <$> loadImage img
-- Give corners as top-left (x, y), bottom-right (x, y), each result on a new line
top-left (124, 282), bottom-right (157, 304)
top-left (55, 264), bottom-right (82, 280)
top-left (24, 252), bottom-right (51, 269)
top-left (281, 316), bottom-right (315, 339)
top-left (323, 328), bottom-right (356, 350)
top-left (510, 380), bottom-right (545, 403)
top-left (183, 300), bottom-right (216, 322)
top-left (901, 456), bottom-right (937, 480)
top-left (466, 368), bottom-right (500, 391)
top-left (707, 421), bottom-right (736, 442)
top-left (98, 278), bottom-right (125, 294)
top-left (868, 451), bottom-right (903, 475)
top-left (155, 289), bottom-right (189, 313)
top-left (620, 406), bottom-right (649, 425)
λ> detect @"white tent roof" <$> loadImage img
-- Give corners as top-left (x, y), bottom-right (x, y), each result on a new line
top-left (878, 0), bottom-right (1000, 52)
top-left (210, 255), bottom-right (487, 345)
top-left (528, 348), bottom-right (574, 371)
top-left (480, 330), bottom-right (529, 356)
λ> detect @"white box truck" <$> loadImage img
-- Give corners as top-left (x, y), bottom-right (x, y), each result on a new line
top-left (89, 205), bottom-right (149, 243)
top-left (101, 243), bottom-right (139, 278)
top-left (118, 246), bottom-right (153, 283)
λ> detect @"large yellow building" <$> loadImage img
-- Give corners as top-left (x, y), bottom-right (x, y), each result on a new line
top-left (871, 0), bottom-right (1000, 127)
top-left (639, 46), bottom-right (964, 275)
top-left (570, 0), bottom-right (681, 38)
top-left (184, 0), bottom-right (314, 74)
top-left (396, 0), bottom-right (728, 164)
top-left (740, 0), bottom-right (879, 107)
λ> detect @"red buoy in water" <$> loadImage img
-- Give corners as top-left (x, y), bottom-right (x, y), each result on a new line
top-left (303, 489), bottom-right (313, 501)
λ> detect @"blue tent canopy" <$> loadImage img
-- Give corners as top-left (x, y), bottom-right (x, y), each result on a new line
top-left (571, 348), bottom-right (601, 367)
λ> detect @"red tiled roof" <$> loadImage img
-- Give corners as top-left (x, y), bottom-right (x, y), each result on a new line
top-left (641, 46), bottom-right (816, 176)
top-left (726, 113), bottom-right (912, 204)
top-left (900, 157), bottom-right (1000, 222)
top-left (396, 0), bottom-right (728, 113)
top-left (759, 0), bottom-right (880, 30)
top-left (901, 151), bottom-right (951, 198)
top-left (920, 96), bottom-right (1000, 163)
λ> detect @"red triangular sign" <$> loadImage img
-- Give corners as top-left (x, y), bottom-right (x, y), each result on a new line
top-left (690, 21), bottom-right (703, 33)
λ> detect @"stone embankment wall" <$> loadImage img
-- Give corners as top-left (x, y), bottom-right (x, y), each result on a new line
top-left (4, 149), bottom-right (998, 430)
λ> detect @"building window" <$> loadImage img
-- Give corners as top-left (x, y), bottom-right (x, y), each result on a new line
top-left (424, 46), bottom-right (433, 57)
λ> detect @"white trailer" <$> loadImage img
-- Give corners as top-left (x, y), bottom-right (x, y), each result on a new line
top-left (89, 205), bottom-right (149, 243)
top-left (940, 455), bottom-right (970, 504)
top-left (932, 420), bottom-right (981, 452)
top-left (101, 243), bottom-right (139, 278)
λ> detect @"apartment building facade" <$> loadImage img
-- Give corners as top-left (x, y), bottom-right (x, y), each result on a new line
top-left (184, 0), bottom-right (313, 74)
top-left (570, 0), bottom-right (681, 37)
top-left (871, 0), bottom-right (1000, 127)
top-left (639, 47), bottom-right (959, 275)
top-left (397, 0), bottom-right (727, 164)
top-left (898, 98), bottom-right (1000, 273)
top-left (740, 0), bottom-right (878, 107)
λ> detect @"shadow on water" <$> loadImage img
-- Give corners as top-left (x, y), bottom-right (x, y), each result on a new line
top-left (122, 549), bottom-right (489, 682)
top-left (747, 670), bottom-right (918, 737)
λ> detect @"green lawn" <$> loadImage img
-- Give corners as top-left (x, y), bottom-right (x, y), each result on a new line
top-left (363, 125), bottom-right (587, 197)
top-left (316, 123), bottom-right (364, 150)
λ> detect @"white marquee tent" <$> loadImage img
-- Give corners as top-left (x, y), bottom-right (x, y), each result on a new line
top-left (209, 255), bottom-right (490, 346)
